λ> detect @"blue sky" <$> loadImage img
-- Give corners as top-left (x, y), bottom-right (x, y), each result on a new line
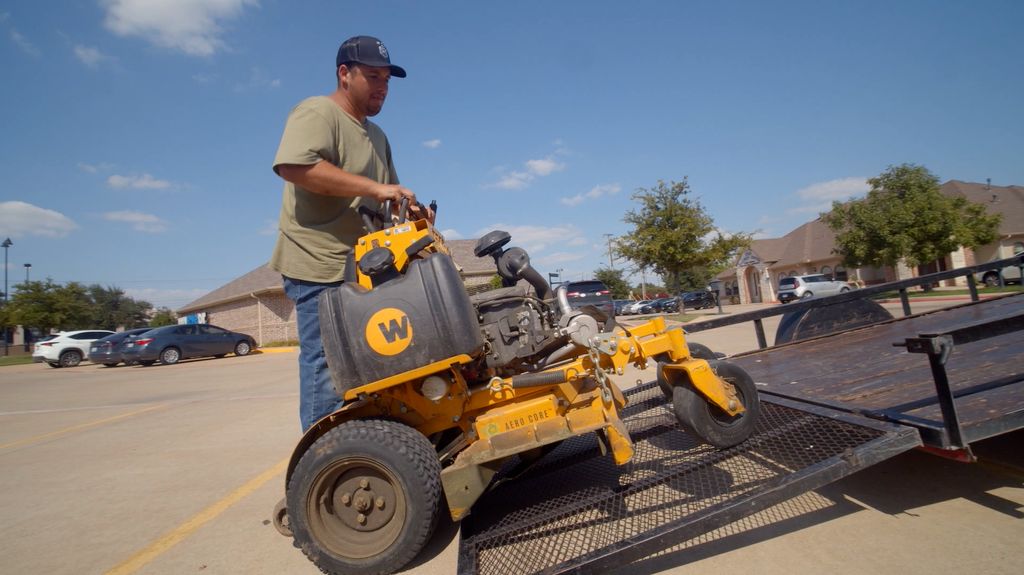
top-left (1, 0), bottom-right (1022, 309)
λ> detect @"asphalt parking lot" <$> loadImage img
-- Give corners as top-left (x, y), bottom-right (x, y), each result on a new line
top-left (1, 300), bottom-right (1021, 575)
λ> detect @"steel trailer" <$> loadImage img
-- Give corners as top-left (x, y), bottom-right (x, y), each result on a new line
top-left (458, 256), bottom-right (1024, 575)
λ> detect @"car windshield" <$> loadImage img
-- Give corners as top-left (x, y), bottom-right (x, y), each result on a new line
top-left (779, 278), bottom-right (797, 289)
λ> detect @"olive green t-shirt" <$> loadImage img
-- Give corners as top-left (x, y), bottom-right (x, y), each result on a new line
top-left (269, 96), bottom-right (399, 282)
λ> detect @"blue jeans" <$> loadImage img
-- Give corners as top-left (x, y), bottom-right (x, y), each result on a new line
top-left (283, 276), bottom-right (344, 432)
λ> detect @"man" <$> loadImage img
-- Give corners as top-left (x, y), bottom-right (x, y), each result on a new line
top-left (271, 35), bottom-right (416, 431)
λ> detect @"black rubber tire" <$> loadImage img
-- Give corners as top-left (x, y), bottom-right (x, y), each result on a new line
top-left (801, 291), bottom-right (814, 299)
top-left (839, 287), bottom-right (850, 293)
top-left (159, 347), bottom-right (180, 365)
top-left (234, 341), bottom-right (251, 356)
top-left (687, 342), bottom-right (716, 360)
top-left (288, 419), bottom-right (442, 575)
top-left (47, 361), bottom-right (61, 368)
top-left (59, 350), bottom-right (82, 368)
top-left (982, 272), bottom-right (1000, 287)
top-left (673, 360), bottom-right (760, 448)
top-left (656, 343), bottom-right (718, 400)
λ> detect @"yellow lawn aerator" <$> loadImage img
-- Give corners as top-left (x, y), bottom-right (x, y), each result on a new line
top-left (274, 201), bottom-right (761, 575)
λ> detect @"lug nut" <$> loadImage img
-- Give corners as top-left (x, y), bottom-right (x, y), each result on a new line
top-left (359, 479), bottom-right (369, 490)
top-left (341, 493), bottom-right (351, 506)
top-left (375, 497), bottom-right (386, 509)
top-left (357, 513), bottom-right (367, 525)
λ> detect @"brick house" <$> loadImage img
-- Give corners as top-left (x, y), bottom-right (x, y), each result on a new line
top-left (718, 180), bottom-right (1023, 304)
top-left (176, 239), bottom-right (497, 346)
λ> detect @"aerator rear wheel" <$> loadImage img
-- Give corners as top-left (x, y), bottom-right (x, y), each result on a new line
top-left (673, 360), bottom-right (760, 448)
top-left (655, 343), bottom-right (718, 400)
top-left (287, 419), bottom-right (442, 575)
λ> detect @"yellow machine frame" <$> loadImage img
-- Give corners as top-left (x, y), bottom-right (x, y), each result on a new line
top-left (286, 217), bottom-right (746, 520)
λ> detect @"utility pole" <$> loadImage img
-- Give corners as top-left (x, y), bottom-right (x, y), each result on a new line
top-left (603, 234), bottom-right (615, 269)
top-left (2, 238), bottom-right (11, 357)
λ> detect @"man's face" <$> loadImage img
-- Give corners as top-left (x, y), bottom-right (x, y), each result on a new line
top-left (342, 64), bottom-right (391, 117)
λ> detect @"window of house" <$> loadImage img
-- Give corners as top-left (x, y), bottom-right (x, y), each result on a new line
top-left (821, 265), bottom-right (833, 279)
top-left (1014, 242), bottom-right (1024, 255)
top-left (835, 265), bottom-right (848, 281)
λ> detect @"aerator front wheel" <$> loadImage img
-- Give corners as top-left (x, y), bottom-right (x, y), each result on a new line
top-left (287, 419), bottom-right (442, 575)
top-left (673, 360), bottom-right (760, 448)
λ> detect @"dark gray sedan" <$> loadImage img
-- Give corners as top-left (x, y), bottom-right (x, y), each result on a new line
top-left (87, 328), bottom-right (152, 367)
top-left (121, 324), bottom-right (257, 366)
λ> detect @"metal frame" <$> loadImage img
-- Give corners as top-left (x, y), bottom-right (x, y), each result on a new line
top-left (457, 385), bottom-right (921, 575)
top-left (685, 253), bottom-right (1024, 349)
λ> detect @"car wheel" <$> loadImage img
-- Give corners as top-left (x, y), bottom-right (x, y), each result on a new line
top-left (160, 347), bottom-right (181, 365)
top-left (234, 341), bottom-right (251, 356)
top-left (982, 272), bottom-right (1000, 287)
top-left (59, 350), bottom-right (83, 368)
top-left (839, 287), bottom-right (850, 293)
top-left (801, 291), bottom-right (814, 299)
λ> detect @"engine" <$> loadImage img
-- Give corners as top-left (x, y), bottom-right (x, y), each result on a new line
top-left (318, 229), bottom-right (601, 396)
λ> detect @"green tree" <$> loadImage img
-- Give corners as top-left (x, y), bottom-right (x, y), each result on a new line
top-left (822, 164), bottom-right (1001, 268)
top-left (87, 285), bottom-right (152, 329)
top-left (149, 307), bottom-right (177, 327)
top-left (8, 280), bottom-right (92, 331)
top-left (593, 268), bottom-right (630, 298)
top-left (616, 179), bottom-right (752, 291)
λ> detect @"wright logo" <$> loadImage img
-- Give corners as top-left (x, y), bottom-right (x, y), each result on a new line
top-left (365, 307), bottom-right (413, 356)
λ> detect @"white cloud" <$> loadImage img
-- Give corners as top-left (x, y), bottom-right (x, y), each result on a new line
top-left (788, 177), bottom-right (869, 218)
top-left (536, 251), bottom-right (586, 267)
top-left (439, 228), bottom-right (462, 240)
top-left (107, 173), bottom-right (172, 190)
top-left (124, 286), bottom-right (207, 309)
top-left (486, 155), bottom-right (566, 190)
top-left (525, 157), bottom-right (565, 177)
top-left (78, 161), bottom-right (114, 173)
top-left (103, 210), bottom-right (168, 233)
top-left (234, 66), bottom-right (281, 91)
top-left (561, 183), bottom-right (621, 207)
top-left (101, 0), bottom-right (258, 57)
top-left (422, 139), bottom-right (442, 149)
top-left (0, 201), bottom-right (78, 238)
top-left (259, 219), bottom-right (277, 236)
top-left (3, 12), bottom-right (41, 57)
top-left (474, 223), bottom-right (585, 254)
top-left (73, 45), bottom-right (107, 67)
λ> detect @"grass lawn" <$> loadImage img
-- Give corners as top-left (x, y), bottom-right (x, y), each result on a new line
top-left (0, 355), bottom-right (35, 367)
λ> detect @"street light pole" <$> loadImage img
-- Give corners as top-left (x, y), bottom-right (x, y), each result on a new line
top-left (24, 263), bottom-right (31, 283)
top-left (603, 234), bottom-right (615, 269)
top-left (2, 238), bottom-right (11, 357)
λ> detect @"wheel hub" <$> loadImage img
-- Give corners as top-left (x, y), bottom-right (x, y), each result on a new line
top-left (330, 473), bottom-right (397, 531)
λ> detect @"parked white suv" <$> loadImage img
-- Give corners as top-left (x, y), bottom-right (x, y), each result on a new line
top-left (33, 330), bottom-right (115, 368)
top-left (777, 275), bottom-right (851, 303)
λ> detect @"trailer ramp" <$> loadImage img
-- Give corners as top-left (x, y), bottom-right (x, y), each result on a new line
top-left (457, 382), bottom-right (920, 575)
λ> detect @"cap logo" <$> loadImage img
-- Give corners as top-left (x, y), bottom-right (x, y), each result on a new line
top-left (377, 42), bottom-right (389, 60)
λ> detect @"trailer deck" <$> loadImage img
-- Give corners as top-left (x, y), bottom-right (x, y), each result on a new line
top-left (730, 293), bottom-right (1024, 449)
top-left (458, 290), bottom-right (1023, 575)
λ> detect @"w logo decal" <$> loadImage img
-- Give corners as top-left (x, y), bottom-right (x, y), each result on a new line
top-left (365, 307), bottom-right (413, 355)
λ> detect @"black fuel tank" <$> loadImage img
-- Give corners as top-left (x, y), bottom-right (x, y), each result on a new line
top-left (319, 253), bottom-right (484, 396)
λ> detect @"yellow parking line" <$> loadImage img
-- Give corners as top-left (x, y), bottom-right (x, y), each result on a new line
top-left (0, 403), bottom-right (167, 452)
top-left (105, 457), bottom-right (289, 575)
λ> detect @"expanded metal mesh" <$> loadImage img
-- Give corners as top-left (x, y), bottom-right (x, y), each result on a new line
top-left (459, 383), bottom-right (889, 575)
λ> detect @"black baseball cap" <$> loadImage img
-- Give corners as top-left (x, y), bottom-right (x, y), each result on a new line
top-left (335, 36), bottom-right (406, 78)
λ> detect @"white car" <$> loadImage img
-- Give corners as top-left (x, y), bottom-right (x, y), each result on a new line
top-left (626, 300), bottom-right (654, 315)
top-left (33, 330), bottom-right (115, 368)
top-left (777, 275), bottom-right (852, 303)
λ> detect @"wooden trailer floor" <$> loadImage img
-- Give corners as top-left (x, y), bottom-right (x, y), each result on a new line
top-left (729, 292), bottom-right (1024, 448)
